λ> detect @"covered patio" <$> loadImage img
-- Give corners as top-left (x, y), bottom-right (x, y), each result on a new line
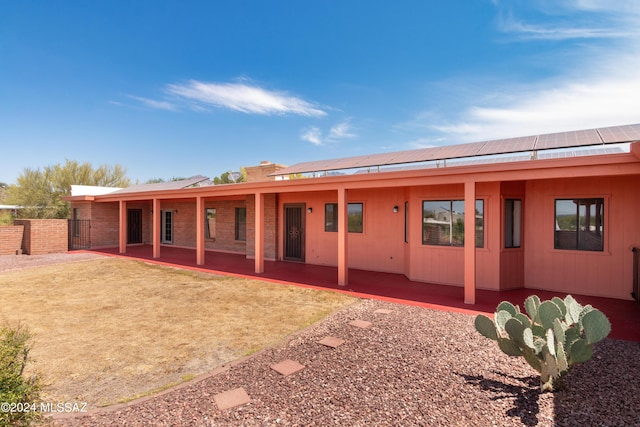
top-left (89, 245), bottom-right (640, 342)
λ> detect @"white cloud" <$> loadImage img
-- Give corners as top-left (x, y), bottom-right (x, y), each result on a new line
top-left (498, 15), bottom-right (632, 40)
top-left (408, 2), bottom-right (640, 144)
top-left (300, 120), bottom-right (358, 146)
top-left (427, 65), bottom-right (640, 143)
top-left (127, 95), bottom-right (177, 111)
top-left (301, 127), bottom-right (323, 145)
top-left (496, 1), bottom-right (640, 41)
top-left (165, 80), bottom-right (326, 117)
top-left (328, 120), bottom-right (356, 140)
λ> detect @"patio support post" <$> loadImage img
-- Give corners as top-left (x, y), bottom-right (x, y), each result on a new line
top-left (464, 180), bottom-right (476, 304)
top-left (338, 186), bottom-right (348, 286)
top-left (153, 198), bottom-right (161, 259)
top-left (119, 200), bottom-right (127, 254)
top-left (196, 196), bottom-right (205, 265)
top-left (254, 192), bottom-right (265, 274)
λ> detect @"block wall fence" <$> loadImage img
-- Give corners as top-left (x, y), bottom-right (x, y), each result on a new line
top-left (9, 219), bottom-right (68, 255)
top-left (0, 225), bottom-right (24, 255)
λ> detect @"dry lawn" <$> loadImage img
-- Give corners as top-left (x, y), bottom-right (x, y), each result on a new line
top-left (0, 258), bottom-right (356, 408)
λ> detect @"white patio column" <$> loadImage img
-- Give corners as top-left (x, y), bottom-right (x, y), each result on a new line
top-left (196, 196), bottom-right (205, 265)
top-left (338, 187), bottom-right (348, 286)
top-left (254, 192), bottom-right (265, 274)
top-left (118, 200), bottom-right (127, 254)
top-left (464, 180), bottom-right (476, 304)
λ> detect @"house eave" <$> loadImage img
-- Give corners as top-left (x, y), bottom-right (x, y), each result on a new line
top-left (88, 148), bottom-right (640, 203)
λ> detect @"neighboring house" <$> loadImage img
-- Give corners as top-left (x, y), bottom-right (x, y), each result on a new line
top-left (0, 205), bottom-right (20, 216)
top-left (65, 125), bottom-right (640, 303)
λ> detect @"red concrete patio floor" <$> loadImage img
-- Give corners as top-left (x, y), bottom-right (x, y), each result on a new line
top-left (89, 245), bottom-right (640, 342)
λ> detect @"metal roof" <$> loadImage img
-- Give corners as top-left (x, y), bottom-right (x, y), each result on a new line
top-left (112, 175), bottom-right (213, 195)
top-left (273, 123), bottom-right (640, 176)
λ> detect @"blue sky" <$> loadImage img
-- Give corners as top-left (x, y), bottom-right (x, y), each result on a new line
top-left (2, 1), bottom-right (640, 185)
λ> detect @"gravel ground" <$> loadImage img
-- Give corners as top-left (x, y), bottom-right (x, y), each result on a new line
top-left (49, 299), bottom-right (640, 427)
top-left (0, 252), bottom-right (106, 273)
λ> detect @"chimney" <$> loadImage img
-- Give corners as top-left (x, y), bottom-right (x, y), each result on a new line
top-left (244, 161), bottom-right (286, 182)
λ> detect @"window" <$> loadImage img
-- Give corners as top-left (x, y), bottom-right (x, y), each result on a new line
top-left (324, 203), bottom-right (363, 233)
top-left (555, 198), bottom-right (604, 251)
top-left (504, 199), bottom-right (522, 248)
top-left (235, 207), bottom-right (246, 241)
top-left (422, 200), bottom-right (484, 247)
top-left (205, 208), bottom-right (216, 239)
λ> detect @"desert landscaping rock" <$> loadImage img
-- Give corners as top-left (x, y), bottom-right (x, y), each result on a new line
top-left (51, 298), bottom-right (640, 426)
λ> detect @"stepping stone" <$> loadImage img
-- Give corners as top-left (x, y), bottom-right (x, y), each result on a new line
top-left (349, 319), bottom-right (372, 329)
top-left (271, 359), bottom-right (305, 376)
top-left (318, 336), bottom-right (346, 348)
top-left (214, 387), bottom-right (251, 410)
top-left (374, 309), bottom-right (393, 314)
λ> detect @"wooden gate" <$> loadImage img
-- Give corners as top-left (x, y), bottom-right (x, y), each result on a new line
top-left (284, 204), bottom-right (305, 261)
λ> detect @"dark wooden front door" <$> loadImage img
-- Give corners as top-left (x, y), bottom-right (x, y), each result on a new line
top-left (284, 204), bottom-right (305, 261)
top-left (127, 209), bottom-right (143, 244)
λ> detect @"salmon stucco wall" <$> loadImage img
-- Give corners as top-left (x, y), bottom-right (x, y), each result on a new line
top-left (279, 189), bottom-right (406, 274)
top-left (406, 182), bottom-right (501, 289)
top-left (499, 181), bottom-right (526, 290)
top-left (524, 175), bottom-right (640, 300)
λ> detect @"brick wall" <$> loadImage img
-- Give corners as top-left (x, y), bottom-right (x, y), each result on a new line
top-left (89, 202), bottom-right (120, 247)
top-left (0, 225), bottom-right (24, 255)
top-left (160, 201), bottom-right (196, 248)
top-left (13, 219), bottom-right (68, 255)
top-left (203, 200), bottom-right (248, 254)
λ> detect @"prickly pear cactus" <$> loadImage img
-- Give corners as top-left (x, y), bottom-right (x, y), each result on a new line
top-left (474, 294), bottom-right (611, 392)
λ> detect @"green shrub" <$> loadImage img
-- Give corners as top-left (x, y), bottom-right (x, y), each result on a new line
top-left (0, 324), bottom-right (41, 427)
top-left (474, 295), bottom-right (611, 392)
top-left (0, 211), bottom-right (13, 226)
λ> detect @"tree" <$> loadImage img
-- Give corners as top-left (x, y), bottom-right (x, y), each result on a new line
top-left (145, 177), bottom-right (187, 184)
top-left (5, 160), bottom-right (130, 219)
top-left (213, 168), bottom-right (246, 185)
top-left (0, 182), bottom-right (8, 203)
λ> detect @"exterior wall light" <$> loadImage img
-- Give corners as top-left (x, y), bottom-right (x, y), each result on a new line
top-left (393, 206), bottom-right (399, 213)
top-left (307, 207), bottom-right (313, 214)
